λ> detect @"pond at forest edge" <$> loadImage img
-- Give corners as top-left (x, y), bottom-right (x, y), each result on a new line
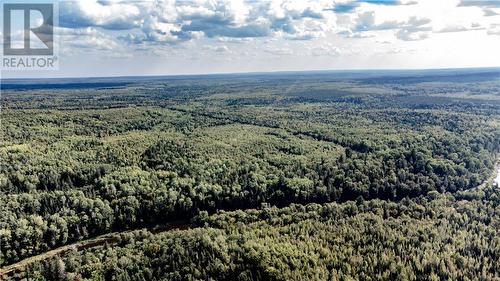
top-left (494, 165), bottom-right (500, 186)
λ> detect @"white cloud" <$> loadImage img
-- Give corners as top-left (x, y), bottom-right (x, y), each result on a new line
top-left (483, 8), bottom-right (499, 16)
top-left (396, 28), bottom-right (429, 41)
top-left (487, 24), bottom-right (500, 35)
top-left (57, 0), bottom-right (500, 47)
top-left (57, 27), bottom-right (126, 58)
top-left (204, 44), bottom-right (231, 53)
top-left (353, 12), bottom-right (431, 32)
top-left (58, 0), bottom-right (339, 44)
top-left (12, 0), bottom-right (497, 78)
top-left (457, 0), bottom-right (500, 8)
top-left (435, 23), bottom-right (484, 33)
top-left (264, 46), bottom-right (294, 55)
top-left (60, 0), bottom-right (144, 30)
top-left (309, 43), bottom-right (342, 56)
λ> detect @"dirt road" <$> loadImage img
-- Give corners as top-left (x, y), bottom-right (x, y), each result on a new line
top-left (0, 221), bottom-right (189, 280)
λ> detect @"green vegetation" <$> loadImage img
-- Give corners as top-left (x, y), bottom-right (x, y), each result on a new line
top-left (1, 70), bottom-right (499, 280)
top-left (20, 185), bottom-right (500, 280)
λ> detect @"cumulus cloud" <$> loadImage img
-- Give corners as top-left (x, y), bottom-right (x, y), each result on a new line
top-left (204, 44), bottom-right (231, 53)
top-left (217, 37), bottom-right (254, 43)
top-left (56, 26), bottom-right (127, 57)
top-left (343, 10), bottom-right (431, 41)
top-left (354, 12), bottom-right (430, 32)
top-left (487, 24), bottom-right (500, 35)
top-left (457, 0), bottom-right (500, 8)
top-left (338, 30), bottom-right (375, 38)
top-left (483, 8), bottom-right (499, 16)
top-left (176, 0), bottom-right (269, 38)
top-left (396, 28), bottom-right (429, 41)
top-left (264, 47), bottom-right (294, 55)
top-left (309, 43), bottom-right (342, 56)
top-left (333, 0), bottom-right (417, 13)
top-left (59, 1), bottom-right (144, 30)
top-left (457, 0), bottom-right (500, 18)
top-left (55, 0), bottom-right (497, 52)
top-left (58, 0), bottom-right (338, 44)
top-left (435, 23), bottom-right (484, 33)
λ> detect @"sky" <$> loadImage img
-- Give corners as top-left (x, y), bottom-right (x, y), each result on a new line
top-left (1, 0), bottom-right (500, 78)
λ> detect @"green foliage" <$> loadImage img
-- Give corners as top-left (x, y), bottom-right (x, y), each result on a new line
top-left (1, 72), bottom-right (499, 278)
top-left (18, 186), bottom-right (500, 281)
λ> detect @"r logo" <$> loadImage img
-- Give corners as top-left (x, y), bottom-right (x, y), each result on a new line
top-left (3, 3), bottom-right (54, 56)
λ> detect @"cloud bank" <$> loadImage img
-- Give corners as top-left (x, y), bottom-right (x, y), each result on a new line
top-left (57, 0), bottom-right (499, 51)
top-left (10, 0), bottom-right (495, 78)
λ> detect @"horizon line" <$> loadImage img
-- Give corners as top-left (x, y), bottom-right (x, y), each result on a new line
top-left (1, 66), bottom-right (499, 82)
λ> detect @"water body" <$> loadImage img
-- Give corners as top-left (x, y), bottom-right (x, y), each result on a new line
top-left (494, 165), bottom-right (500, 186)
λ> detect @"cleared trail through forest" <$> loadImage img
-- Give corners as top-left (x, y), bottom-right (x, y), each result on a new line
top-left (0, 221), bottom-right (189, 280)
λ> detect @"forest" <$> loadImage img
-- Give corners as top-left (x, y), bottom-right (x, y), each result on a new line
top-left (0, 68), bottom-right (499, 280)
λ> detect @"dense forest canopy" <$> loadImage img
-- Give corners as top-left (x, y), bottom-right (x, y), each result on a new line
top-left (0, 69), bottom-right (499, 280)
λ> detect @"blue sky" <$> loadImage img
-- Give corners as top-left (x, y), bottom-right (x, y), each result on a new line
top-left (2, 0), bottom-right (500, 78)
